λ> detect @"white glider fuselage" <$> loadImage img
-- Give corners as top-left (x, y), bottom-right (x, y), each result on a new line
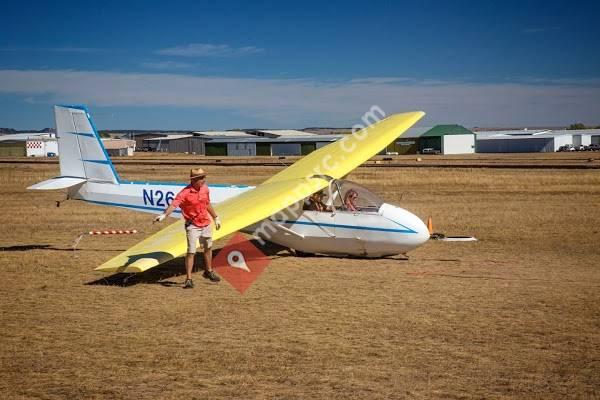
top-left (66, 179), bottom-right (429, 257)
top-left (246, 203), bottom-right (429, 257)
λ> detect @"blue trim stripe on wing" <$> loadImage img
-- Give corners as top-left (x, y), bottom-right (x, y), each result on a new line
top-left (82, 159), bottom-right (112, 165)
top-left (65, 131), bottom-right (95, 138)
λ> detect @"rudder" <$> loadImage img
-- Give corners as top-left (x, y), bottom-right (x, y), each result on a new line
top-left (55, 105), bottom-right (120, 184)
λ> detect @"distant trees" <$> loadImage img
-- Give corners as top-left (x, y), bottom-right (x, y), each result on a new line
top-left (568, 123), bottom-right (600, 130)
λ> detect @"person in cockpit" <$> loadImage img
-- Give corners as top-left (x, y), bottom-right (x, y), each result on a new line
top-left (344, 189), bottom-right (358, 212)
top-left (305, 191), bottom-right (328, 212)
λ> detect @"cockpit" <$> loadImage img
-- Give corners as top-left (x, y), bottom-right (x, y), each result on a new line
top-left (260, 178), bottom-right (430, 257)
top-left (303, 179), bottom-right (384, 213)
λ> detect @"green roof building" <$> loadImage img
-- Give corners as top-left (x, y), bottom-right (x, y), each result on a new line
top-left (418, 124), bottom-right (475, 154)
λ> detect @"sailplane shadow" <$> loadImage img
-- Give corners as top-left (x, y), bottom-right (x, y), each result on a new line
top-left (85, 241), bottom-right (291, 287)
top-left (84, 238), bottom-right (402, 287)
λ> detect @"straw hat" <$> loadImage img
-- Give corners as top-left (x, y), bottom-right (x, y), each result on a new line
top-left (189, 168), bottom-right (206, 180)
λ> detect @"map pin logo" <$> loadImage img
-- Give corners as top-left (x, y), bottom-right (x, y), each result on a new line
top-left (227, 250), bottom-right (250, 272)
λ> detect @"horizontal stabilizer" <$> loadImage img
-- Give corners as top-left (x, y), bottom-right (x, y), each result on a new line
top-left (28, 177), bottom-right (87, 190)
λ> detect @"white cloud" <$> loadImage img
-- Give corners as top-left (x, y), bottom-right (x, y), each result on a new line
top-left (140, 61), bottom-right (194, 70)
top-left (350, 77), bottom-right (415, 84)
top-left (156, 43), bottom-right (264, 57)
top-left (0, 69), bottom-right (599, 126)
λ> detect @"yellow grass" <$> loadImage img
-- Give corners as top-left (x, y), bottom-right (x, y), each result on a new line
top-left (1, 157), bottom-right (599, 399)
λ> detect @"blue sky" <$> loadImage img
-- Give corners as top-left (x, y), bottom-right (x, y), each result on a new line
top-left (1, 0), bottom-right (599, 129)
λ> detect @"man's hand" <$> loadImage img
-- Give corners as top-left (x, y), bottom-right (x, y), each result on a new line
top-left (214, 216), bottom-right (221, 230)
top-left (154, 214), bottom-right (167, 223)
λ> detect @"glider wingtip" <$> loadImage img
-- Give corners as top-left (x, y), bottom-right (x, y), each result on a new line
top-left (388, 110), bottom-right (426, 121)
top-left (407, 110), bottom-right (426, 119)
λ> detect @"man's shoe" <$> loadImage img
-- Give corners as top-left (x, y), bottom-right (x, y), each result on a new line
top-left (203, 270), bottom-right (221, 282)
top-left (183, 279), bottom-right (194, 289)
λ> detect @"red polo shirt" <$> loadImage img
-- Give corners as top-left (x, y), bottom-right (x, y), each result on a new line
top-left (171, 184), bottom-right (211, 227)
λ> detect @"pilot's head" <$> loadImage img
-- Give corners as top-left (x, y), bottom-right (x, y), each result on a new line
top-left (347, 189), bottom-right (358, 199)
top-left (311, 191), bottom-right (325, 201)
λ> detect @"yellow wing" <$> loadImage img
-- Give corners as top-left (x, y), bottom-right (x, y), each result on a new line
top-left (264, 111), bottom-right (425, 183)
top-left (95, 111), bottom-right (425, 273)
top-left (96, 177), bottom-right (329, 273)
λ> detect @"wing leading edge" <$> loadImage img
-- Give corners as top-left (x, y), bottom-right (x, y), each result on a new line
top-left (95, 111), bottom-right (425, 273)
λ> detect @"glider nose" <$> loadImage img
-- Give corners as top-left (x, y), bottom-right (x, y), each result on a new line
top-left (413, 217), bottom-right (431, 246)
top-left (380, 203), bottom-right (430, 248)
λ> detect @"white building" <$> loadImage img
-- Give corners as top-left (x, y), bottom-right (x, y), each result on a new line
top-left (475, 130), bottom-right (595, 153)
top-left (26, 138), bottom-right (59, 157)
top-left (416, 125), bottom-right (476, 155)
top-left (101, 139), bottom-right (136, 156)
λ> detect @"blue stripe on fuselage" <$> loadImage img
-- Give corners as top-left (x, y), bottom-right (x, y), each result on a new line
top-left (83, 199), bottom-right (181, 214)
top-left (279, 219), bottom-right (417, 234)
top-left (118, 180), bottom-right (251, 189)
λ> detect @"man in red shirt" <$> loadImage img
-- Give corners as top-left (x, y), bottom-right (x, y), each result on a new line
top-left (154, 168), bottom-right (221, 288)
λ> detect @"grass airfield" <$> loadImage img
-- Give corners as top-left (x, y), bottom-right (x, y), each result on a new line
top-left (1, 153), bottom-right (599, 399)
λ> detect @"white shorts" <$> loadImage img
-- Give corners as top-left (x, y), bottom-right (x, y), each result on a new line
top-left (185, 223), bottom-right (213, 254)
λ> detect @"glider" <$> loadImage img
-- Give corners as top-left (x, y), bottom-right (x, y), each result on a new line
top-left (29, 106), bottom-right (428, 273)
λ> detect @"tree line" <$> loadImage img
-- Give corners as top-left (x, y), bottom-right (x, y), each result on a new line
top-left (568, 123), bottom-right (600, 130)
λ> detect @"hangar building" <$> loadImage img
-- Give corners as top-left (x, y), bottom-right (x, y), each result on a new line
top-left (418, 125), bottom-right (476, 154)
top-left (385, 125), bottom-right (475, 155)
top-left (0, 133), bottom-right (58, 157)
top-left (144, 131), bottom-right (342, 156)
top-left (475, 129), bottom-right (598, 153)
top-left (101, 139), bottom-right (136, 156)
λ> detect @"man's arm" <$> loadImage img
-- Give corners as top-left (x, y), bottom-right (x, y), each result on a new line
top-left (153, 202), bottom-right (178, 223)
top-left (207, 204), bottom-right (221, 230)
top-left (154, 189), bottom-right (185, 223)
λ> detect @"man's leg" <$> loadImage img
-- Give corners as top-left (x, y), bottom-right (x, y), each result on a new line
top-left (203, 246), bottom-right (212, 272)
top-left (200, 235), bottom-right (220, 282)
top-left (184, 224), bottom-right (199, 285)
top-left (185, 253), bottom-right (195, 280)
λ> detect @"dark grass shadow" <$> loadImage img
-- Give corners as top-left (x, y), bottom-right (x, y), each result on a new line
top-left (1, 244), bottom-right (53, 251)
top-left (84, 238), bottom-right (405, 287)
top-left (87, 257), bottom-right (190, 287)
top-left (89, 242), bottom-right (286, 286)
top-left (0, 244), bottom-right (130, 252)
top-left (1, 244), bottom-right (75, 252)
top-left (86, 240), bottom-right (294, 287)
top-left (247, 239), bottom-right (294, 258)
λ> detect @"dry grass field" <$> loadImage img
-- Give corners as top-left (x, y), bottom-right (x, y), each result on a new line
top-left (1, 155), bottom-right (599, 399)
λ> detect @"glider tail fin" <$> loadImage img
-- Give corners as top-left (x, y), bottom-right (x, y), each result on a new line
top-left (54, 105), bottom-right (120, 184)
